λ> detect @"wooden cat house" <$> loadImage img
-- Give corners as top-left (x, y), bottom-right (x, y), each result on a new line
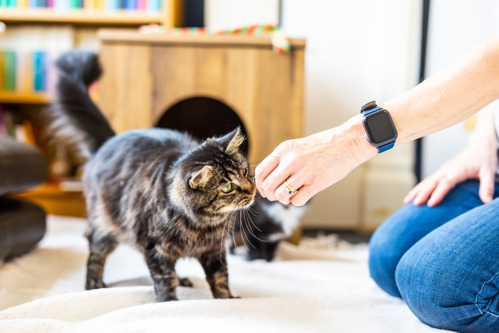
top-left (97, 29), bottom-right (305, 167)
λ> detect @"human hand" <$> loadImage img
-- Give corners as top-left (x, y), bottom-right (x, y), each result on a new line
top-left (404, 145), bottom-right (497, 207)
top-left (255, 116), bottom-right (377, 206)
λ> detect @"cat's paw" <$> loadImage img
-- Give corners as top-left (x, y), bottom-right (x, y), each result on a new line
top-left (229, 295), bottom-right (241, 299)
top-left (179, 277), bottom-right (193, 287)
top-left (85, 278), bottom-right (106, 290)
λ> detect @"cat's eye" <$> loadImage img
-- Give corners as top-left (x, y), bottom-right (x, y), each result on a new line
top-left (244, 168), bottom-right (249, 177)
top-left (221, 183), bottom-right (232, 193)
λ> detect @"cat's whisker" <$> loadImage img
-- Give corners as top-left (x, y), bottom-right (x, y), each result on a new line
top-left (229, 211), bottom-right (238, 248)
top-left (237, 207), bottom-right (255, 253)
top-left (220, 214), bottom-right (230, 261)
top-left (243, 210), bottom-right (268, 243)
top-left (245, 208), bottom-right (262, 232)
top-left (239, 208), bottom-right (256, 251)
top-left (247, 205), bottom-right (258, 217)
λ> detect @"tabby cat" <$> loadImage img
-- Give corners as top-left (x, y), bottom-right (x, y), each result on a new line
top-left (48, 51), bottom-right (256, 301)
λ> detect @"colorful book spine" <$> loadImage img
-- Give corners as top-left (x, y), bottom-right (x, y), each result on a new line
top-left (83, 0), bottom-right (96, 10)
top-left (2, 51), bottom-right (16, 92)
top-left (106, 0), bottom-right (120, 11)
top-left (69, 0), bottom-right (81, 9)
top-left (147, 0), bottom-right (161, 13)
top-left (137, 0), bottom-right (145, 10)
top-left (125, 0), bottom-right (136, 10)
top-left (0, 0), bottom-right (17, 8)
top-left (45, 51), bottom-right (57, 96)
top-left (29, 0), bottom-right (46, 8)
top-left (32, 51), bottom-right (46, 92)
top-left (53, 0), bottom-right (68, 11)
top-left (17, 0), bottom-right (28, 8)
top-left (5, 0), bottom-right (17, 7)
top-left (16, 51), bottom-right (33, 93)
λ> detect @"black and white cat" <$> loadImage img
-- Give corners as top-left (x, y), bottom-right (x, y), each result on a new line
top-left (231, 193), bottom-right (306, 261)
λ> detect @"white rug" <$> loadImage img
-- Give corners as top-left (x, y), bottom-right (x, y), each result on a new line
top-left (0, 215), bottom-right (449, 333)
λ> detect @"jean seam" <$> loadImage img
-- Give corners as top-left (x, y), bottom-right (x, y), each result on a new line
top-left (475, 271), bottom-right (499, 317)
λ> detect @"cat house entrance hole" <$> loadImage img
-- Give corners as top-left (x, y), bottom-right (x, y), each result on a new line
top-left (156, 97), bottom-right (249, 155)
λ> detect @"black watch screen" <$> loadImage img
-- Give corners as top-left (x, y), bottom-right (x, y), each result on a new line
top-left (363, 110), bottom-right (398, 146)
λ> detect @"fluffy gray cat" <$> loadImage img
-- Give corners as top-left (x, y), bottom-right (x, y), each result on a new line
top-left (47, 51), bottom-right (256, 301)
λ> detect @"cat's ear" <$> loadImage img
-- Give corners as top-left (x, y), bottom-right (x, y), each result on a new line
top-left (219, 127), bottom-right (245, 155)
top-left (189, 165), bottom-right (213, 189)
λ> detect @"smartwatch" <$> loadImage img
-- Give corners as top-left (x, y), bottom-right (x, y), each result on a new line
top-left (360, 101), bottom-right (398, 153)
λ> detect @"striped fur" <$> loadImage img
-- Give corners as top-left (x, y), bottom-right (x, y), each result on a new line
top-left (50, 51), bottom-right (255, 301)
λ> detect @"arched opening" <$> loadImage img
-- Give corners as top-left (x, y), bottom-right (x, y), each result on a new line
top-left (156, 97), bottom-right (249, 155)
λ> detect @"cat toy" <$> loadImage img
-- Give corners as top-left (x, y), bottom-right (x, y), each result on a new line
top-left (139, 24), bottom-right (291, 54)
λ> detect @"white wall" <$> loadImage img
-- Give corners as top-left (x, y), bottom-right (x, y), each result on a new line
top-left (205, 0), bottom-right (279, 31)
top-left (205, 0), bottom-right (421, 229)
top-left (281, 0), bottom-right (420, 229)
top-left (423, 0), bottom-right (499, 177)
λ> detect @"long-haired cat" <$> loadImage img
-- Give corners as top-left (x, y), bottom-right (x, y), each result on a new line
top-left (48, 51), bottom-right (255, 301)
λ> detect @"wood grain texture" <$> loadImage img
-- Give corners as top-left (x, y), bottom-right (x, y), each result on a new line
top-left (98, 29), bottom-right (306, 48)
top-left (99, 43), bottom-right (152, 134)
top-left (98, 34), bottom-right (305, 167)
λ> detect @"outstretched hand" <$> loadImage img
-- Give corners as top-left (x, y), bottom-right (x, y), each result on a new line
top-left (255, 116), bottom-right (377, 206)
top-left (404, 144), bottom-right (498, 207)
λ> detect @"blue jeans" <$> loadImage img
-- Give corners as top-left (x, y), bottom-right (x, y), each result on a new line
top-left (368, 180), bottom-right (499, 333)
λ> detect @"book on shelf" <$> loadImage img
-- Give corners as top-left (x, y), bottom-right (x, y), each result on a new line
top-left (0, 0), bottom-right (163, 12)
top-left (0, 25), bottom-right (98, 98)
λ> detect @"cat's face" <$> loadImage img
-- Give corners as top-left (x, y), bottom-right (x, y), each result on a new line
top-left (171, 128), bottom-right (256, 225)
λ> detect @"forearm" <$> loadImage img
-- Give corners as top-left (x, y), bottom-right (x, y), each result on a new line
top-left (345, 38), bottom-right (499, 166)
top-left (383, 38), bottom-right (499, 145)
top-left (256, 39), bottom-right (499, 206)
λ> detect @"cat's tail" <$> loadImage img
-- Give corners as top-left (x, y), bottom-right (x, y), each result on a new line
top-left (47, 51), bottom-right (115, 160)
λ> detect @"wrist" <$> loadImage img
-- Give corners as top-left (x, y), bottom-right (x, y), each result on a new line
top-left (342, 114), bottom-right (378, 166)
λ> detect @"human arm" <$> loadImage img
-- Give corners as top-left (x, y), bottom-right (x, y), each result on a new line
top-left (255, 38), bottom-right (499, 206)
top-left (403, 106), bottom-right (497, 207)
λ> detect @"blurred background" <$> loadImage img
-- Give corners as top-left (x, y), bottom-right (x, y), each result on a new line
top-left (1, 0), bottom-right (498, 234)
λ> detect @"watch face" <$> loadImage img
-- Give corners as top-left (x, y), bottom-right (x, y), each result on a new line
top-left (364, 110), bottom-right (397, 145)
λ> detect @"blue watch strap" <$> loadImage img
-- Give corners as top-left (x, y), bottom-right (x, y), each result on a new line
top-left (360, 100), bottom-right (396, 153)
top-left (360, 101), bottom-right (381, 115)
top-left (378, 141), bottom-right (395, 153)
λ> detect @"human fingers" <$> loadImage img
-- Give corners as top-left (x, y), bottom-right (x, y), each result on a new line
top-left (427, 177), bottom-right (457, 207)
top-left (274, 176), bottom-right (303, 205)
top-left (260, 164), bottom-right (292, 202)
top-left (478, 167), bottom-right (495, 203)
top-left (403, 183), bottom-right (423, 204)
top-left (255, 154), bottom-right (280, 198)
top-left (412, 178), bottom-right (438, 206)
top-left (290, 185), bottom-right (315, 206)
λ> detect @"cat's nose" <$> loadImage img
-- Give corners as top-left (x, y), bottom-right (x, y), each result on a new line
top-left (242, 178), bottom-right (256, 195)
top-left (242, 186), bottom-right (255, 195)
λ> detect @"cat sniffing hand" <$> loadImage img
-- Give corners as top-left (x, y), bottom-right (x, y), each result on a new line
top-left (48, 51), bottom-right (256, 301)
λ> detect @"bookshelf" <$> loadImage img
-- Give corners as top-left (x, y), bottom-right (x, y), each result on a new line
top-left (0, 0), bottom-right (182, 217)
top-left (0, 92), bottom-right (51, 104)
top-left (0, 0), bottom-right (182, 105)
top-left (0, 9), bottom-right (165, 26)
top-left (0, 1), bottom-right (181, 27)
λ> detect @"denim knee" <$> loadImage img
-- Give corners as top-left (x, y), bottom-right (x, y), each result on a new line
top-left (395, 246), bottom-right (499, 333)
top-left (368, 227), bottom-right (403, 298)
